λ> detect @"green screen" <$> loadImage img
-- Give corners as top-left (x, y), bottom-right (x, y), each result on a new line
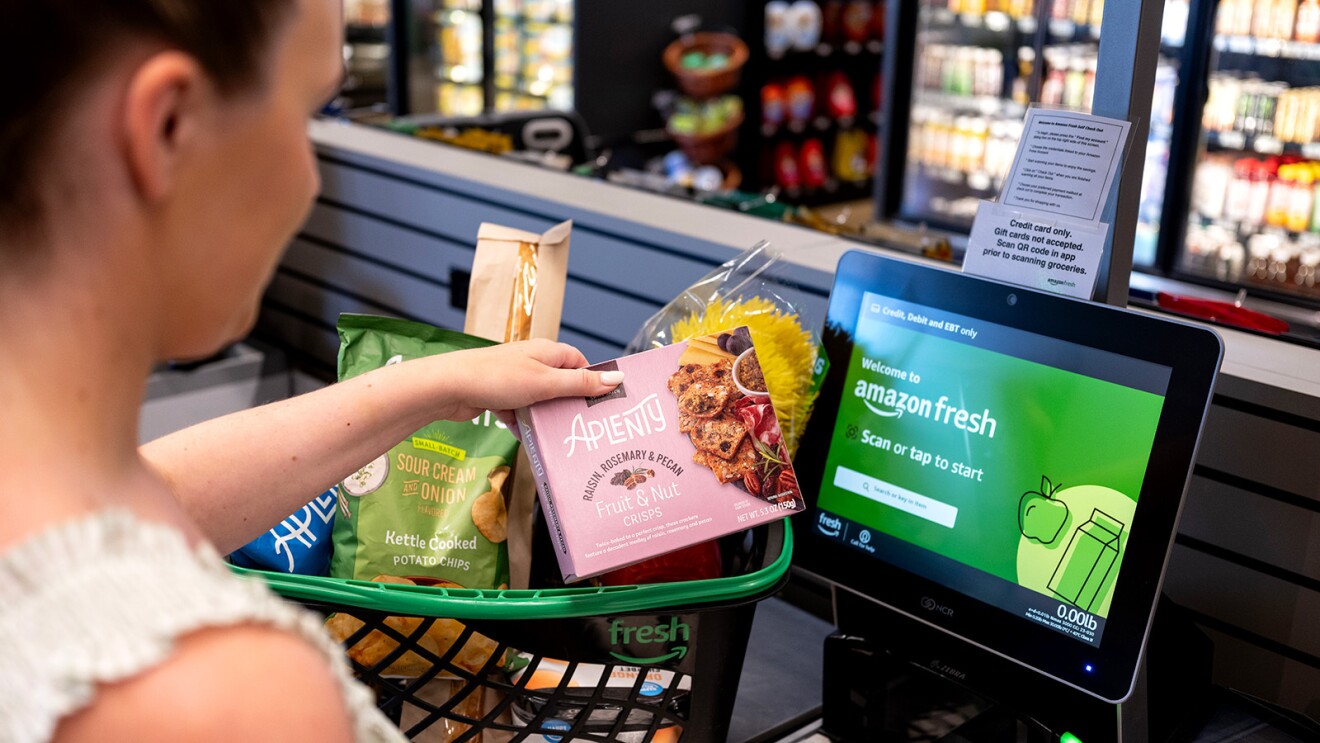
top-left (817, 294), bottom-right (1167, 644)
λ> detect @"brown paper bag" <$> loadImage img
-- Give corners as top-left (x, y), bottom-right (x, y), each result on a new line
top-left (463, 220), bottom-right (571, 590)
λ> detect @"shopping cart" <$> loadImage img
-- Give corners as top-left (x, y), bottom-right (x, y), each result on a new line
top-left (238, 519), bottom-right (792, 742)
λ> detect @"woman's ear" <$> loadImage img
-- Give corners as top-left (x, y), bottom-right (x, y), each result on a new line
top-left (121, 51), bottom-right (209, 203)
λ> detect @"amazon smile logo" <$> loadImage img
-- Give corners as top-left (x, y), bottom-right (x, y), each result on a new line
top-left (608, 618), bottom-right (690, 664)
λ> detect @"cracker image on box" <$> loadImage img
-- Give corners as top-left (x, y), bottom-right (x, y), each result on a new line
top-left (516, 328), bottom-right (804, 582)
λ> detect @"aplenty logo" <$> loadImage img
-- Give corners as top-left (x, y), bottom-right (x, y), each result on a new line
top-left (608, 618), bottom-right (690, 664)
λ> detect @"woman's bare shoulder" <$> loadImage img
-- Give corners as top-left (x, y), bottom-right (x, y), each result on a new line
top-left (55, 624), bottom-right (355, 743)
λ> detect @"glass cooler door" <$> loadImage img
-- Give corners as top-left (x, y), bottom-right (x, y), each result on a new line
top-left (892, 1), bottom-right (1189, 251)
top-left (1178, 0), bottom-right (1320, 305)
top-left (492, 0), bottom-right (575, 113)
top-left (434, 0), bottom-right (486, 115)
top-left (901, 0), bottom-right (1039, 232)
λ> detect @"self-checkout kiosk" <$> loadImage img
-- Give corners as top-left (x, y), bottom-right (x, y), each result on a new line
top-left (793, 251), bottom-right (1223, 741)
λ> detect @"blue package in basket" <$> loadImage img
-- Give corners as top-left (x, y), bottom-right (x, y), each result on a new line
top-left (229, 488), bottom-right (337, 575)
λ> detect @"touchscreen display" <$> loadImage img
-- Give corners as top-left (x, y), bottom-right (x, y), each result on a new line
top-left (815, 291), bottom-right (1172, 647)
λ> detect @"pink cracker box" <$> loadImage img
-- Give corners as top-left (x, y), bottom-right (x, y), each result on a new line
top-left (515, 327), bottom-right (805, 583)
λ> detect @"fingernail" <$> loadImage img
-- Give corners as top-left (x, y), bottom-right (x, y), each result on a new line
top-left (599, 371), bottom-right (625, 386)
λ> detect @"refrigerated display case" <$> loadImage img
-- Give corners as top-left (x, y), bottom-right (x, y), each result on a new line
top-left (343, 0), bottom-right (392, 110)
top-left (881, 0), bottom-right (1189, 247)
top-left (391, 0), bottom-right (573, 116)
top-left (738, 1), bottom-right (888, 204)
top-left (1170, 0), bottom-right (1320, 308)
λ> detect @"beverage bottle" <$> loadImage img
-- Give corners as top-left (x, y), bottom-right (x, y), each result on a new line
top-left (1013, 47), bottom-right (1035, 105)
top-left (1310, 164), bottom-right (1320, 232)
top-left (1289, 167), bottom-right (1315, 232)
top-left (1064, 54), bottom-right (1087, 109)
top-left (1232, 79), bottom-right (1254, 134)
top-left (1260, 83), bottom-right (1282, 136)
top-left (1248, 234), bottom-right (1274, 280)
top-left (1266, 162), bottom-right (1294, 228)
top-left (1051, 0), bottom-right (1070, 22)
top-left (1253, 0), bottom-right (1276, 38)
top-left (1220, 240), bottom-right (1247, 282)
top-left (1216, 0), bottom-right (1236, 35)
top-left (1083, 55), bottom-right (1098, 112)
top-left (1048, 509), bottom-right (1124, 611)
top-left (1072, 0), bottom-right (1090, 25)
top-left (1247, 160), bottom-right (1272, 229)
top-left (1235, 0), bottom-right (1255, 36)
top-left (1274, 0), bottom-right (1298, 40)
top-left (1041, 49), bottom-right (1066, 105)
top-left (1089, 0), bottom-right (1104, 28)
top-left (1192, 155), bottom-right (1232, 220)
top-left (1298, 245), bottom-right (1320, 289)
top-left (1224, 158), bottom-right (1254, 223)
top-left (1297, 0), bottom-right (1320, 41)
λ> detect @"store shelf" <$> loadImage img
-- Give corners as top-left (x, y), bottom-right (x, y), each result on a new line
top-left (910, 161), bottom-right (1000, 194)
top-left (345, 23), bottom-right (387, 44)
top-left (766, 39), bottom-right (884, 61)
top-left (1204, 129), bottom-right (1320, 157)
top-left (913, 90), bottom-right (1025, 118)
top-left (1213, 34), bottom-right (1320, 62)
top-left (925, 8), bottom-right (1037, 35)
top-left (760, 113), bottom-right (877, 138)
top-left (1046, 18), bottom-right (1102, 42)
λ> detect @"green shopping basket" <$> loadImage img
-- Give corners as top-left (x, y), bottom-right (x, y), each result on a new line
top-left (237, 519), bottom-right (792, 742)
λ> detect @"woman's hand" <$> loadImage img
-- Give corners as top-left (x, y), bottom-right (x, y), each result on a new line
top-left (428, 339), bottom-right (623, 422)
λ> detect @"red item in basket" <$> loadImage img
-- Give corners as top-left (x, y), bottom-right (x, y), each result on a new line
top-left (599, 539), bottom-right (723, 586)
top-left (872, 0), bottom-right (886, 39)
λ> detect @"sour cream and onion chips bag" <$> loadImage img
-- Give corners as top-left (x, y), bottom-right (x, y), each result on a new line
top-left (330, 315), bottom-right (517, 589)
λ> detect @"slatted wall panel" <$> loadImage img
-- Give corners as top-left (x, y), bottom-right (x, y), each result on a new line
top-left (1167, 399), bottom-right (1320, 720)
top-left (258, 148), bottom-right (832, 379)
top-left (257, 144), bottom-right (1320, 720)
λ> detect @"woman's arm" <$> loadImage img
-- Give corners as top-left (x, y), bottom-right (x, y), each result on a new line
top-left (140, 340), bottom-right (619, 554)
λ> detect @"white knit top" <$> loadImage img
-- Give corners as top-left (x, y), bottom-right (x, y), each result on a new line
top-left (0, 510), bottom-right (406, 743)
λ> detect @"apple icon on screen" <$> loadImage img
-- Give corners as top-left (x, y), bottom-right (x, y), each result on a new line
top-left (1018, 475), bottom-right (1069, 545)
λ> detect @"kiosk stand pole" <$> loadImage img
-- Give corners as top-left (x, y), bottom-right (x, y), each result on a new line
top-left (1091, 0), bottom-right (1167, 307)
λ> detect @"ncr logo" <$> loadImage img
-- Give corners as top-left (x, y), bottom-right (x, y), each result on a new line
top-left (608, 618), bottom-right (690, 664)
top-left (920, 596), bottom-right (954, 617)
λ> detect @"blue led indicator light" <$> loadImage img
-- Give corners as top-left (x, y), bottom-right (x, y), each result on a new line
top-left (1084, 664), bottom-right (1094, 672)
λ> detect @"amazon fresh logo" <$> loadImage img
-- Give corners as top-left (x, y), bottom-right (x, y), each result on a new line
top-left (608, 618), bottom-right (690, 664)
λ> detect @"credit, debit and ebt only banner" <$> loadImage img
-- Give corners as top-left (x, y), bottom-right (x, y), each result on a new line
top-left (963, 107), bottom-right (1133, 299)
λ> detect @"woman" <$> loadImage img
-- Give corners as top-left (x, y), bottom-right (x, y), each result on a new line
top-left (0, 2), bottom-right (620, 741)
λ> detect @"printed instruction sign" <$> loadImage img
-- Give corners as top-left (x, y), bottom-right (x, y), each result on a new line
top-left (999, 108), bottom-right (1132, 222)
top-left (965, 108), bottom-right (1132, 298)
top-left (963, 201), bottom-right (1109, 299)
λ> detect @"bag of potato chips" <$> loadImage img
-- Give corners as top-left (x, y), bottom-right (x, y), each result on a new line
top-left (330, 314), bottom-right (515, 589)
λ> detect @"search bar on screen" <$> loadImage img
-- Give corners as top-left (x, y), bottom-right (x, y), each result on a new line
top-left (833, 466), bottom-right (959, 528)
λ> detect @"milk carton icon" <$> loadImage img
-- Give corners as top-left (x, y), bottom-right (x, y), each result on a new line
top-left (1048, 509), bottom-right (1124, 611)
